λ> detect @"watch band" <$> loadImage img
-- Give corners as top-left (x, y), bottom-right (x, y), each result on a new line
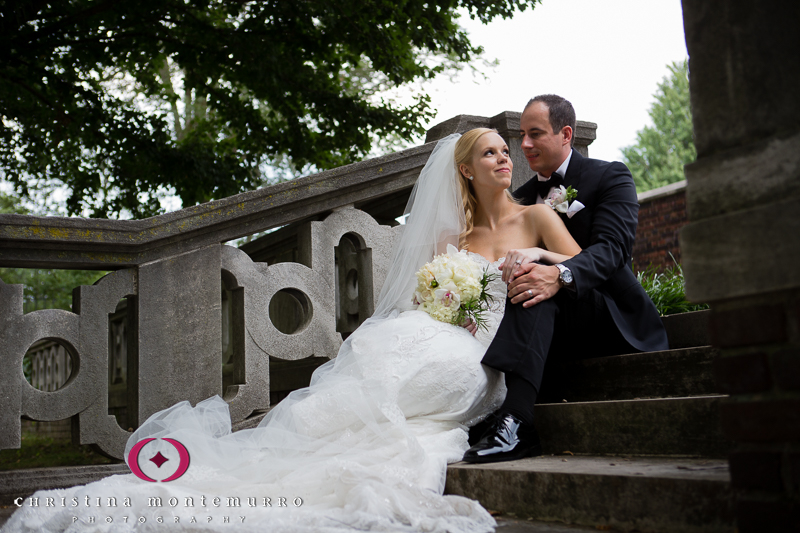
top-left (555, 264), bottom-right (574, 288)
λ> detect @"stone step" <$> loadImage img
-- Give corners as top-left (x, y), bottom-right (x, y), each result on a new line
top-left (534, 395), bottom-right (730, 458)
top-left (494, 517), bottom-right (618, 532)
top-left (538, 346), bottom-right (719, 404)
top-left (0, 509), bottom-right (606, 531)
top-left (661, 309), bottom-right (710, 350)
top-left (445, 455), bottom-right (733, 533)
top-left (0, 464), bottom-right (129, 507)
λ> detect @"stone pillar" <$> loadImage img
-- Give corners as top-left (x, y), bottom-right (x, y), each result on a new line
top-left (131, 245), bottom-right (223, 426)
top-left (679, 1), bottom-right (800, 530)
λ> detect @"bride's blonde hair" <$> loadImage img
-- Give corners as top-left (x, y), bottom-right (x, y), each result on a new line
top-left (454, 128), bottom-right (517, 249)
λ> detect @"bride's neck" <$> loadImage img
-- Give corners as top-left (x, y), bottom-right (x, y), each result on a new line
top-left (473, 188), bottom-right (517, 230)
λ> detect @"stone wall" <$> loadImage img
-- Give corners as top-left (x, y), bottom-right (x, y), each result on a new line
top-left (680, 1), bottom-right (800, 530)
top-left (633, 181), bottom-right (688, 271)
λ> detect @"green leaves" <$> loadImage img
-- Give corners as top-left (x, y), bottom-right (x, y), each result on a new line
top-left (454, 266), bottom-right (498, 332)
top-left (1, 0), bottom-right (538, 218)
top-left (0, 191), bottom-right (29, 215)
top-left (0, 267), bottom-right (109, 313)
top-left (636, 258), bottom-right (708, 316)
top-left (622, 60), bottom-right (696, 193)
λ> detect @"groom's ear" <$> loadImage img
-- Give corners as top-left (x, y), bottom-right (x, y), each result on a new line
top-left (560, 125), bottom-right (573, 147)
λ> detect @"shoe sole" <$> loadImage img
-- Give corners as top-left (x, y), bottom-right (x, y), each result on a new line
top-left (462, 445), bottom-right (543, 464)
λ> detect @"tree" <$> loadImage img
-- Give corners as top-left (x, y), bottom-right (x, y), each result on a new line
top-left (622, 60), bottom-right (696, 192)
top-left (0, 266), bottom-right (108, 313)
top-left (1, 0), bottom-right (536, 218)
top-left (0, 190), bottom-right (28, 215)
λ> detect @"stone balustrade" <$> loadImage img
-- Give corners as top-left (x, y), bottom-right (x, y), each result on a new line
top-left (0, 163), bottom-right (406, 460)
top-left (0, 112), bottom-right (597, 460)
top-left (26, 339), bottom-right (74, 393)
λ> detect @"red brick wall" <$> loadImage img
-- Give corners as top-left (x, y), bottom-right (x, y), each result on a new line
top-left (632, 184), bottom-right (688, 272)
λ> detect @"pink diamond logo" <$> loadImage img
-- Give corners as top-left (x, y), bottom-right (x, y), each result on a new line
top-left (149, 451), bottom-right (169, 468)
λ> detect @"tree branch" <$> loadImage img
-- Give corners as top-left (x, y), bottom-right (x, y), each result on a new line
top-left (18, 0), bottom-right (130, 45)
top-left (0, 70), bottom-right (71, 128)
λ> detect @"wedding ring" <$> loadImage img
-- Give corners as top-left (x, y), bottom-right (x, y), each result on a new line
top-left (514, 260), bottom-right (522, 265)
top-left (527, 289), bottom-right (533, 297)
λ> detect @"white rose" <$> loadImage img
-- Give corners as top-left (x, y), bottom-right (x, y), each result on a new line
top-left (451, 263), bottom-right (472, 284)
top-left (417, 265), bottom-right (436, 286)
top-left (437, 267), bottom-right (454, 286)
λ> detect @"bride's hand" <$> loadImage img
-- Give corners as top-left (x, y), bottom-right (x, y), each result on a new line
top-left (499, 248), bottom-right (543, 283)
top-left (460, 318), bottom-right (478, 336)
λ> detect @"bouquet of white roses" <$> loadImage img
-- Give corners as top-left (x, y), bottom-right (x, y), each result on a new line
top-left (412, 245), bottom-right (497, 331)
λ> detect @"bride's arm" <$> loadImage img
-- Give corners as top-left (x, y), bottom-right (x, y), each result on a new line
top-left (527, 247), bottom-right (576, 265)
top-left (501, 207), bottom-right (581, 282)
top-left (532, 204), bottom-right (582, 258)
top-left (500, 246), bottom-right (570, 282)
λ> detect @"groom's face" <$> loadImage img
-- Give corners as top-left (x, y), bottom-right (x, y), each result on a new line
top-left (520, 102), bottom-right (571, 177)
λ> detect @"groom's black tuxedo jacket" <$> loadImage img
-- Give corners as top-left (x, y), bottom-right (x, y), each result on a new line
top-left (513, 150), bottom-right (668, 352)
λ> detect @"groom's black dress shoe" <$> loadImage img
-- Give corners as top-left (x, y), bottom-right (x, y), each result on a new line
top-left (462, 412), bottom-right (542, 463)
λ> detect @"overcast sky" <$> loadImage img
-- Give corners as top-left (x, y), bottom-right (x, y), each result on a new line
top-left (412, 0), bottom-right (688, 163)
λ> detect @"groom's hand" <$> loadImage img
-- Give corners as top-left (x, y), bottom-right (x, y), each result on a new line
top-left (508, 263), bottom-right (560, 307)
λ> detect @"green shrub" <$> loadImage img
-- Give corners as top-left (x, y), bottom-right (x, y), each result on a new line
top-left (0, 432), bottom-right (116, 470)
top-left (636, 257), bottom-right (709, 316)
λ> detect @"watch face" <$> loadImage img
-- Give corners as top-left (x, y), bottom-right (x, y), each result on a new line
top-left (561, 269), bottom-right (573, 284)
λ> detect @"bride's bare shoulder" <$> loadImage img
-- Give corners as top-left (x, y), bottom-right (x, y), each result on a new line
top-left (520, 203), bottom-right (557, 220)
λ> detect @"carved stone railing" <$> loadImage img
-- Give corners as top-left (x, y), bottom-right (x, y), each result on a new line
top-left (26, 339), bottom-right (74, 392)
top-left (0, 112), bottom-right (597, 460)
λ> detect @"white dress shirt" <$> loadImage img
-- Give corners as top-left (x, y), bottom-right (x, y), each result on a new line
top-left (535, 149), bottom-right (573, 204)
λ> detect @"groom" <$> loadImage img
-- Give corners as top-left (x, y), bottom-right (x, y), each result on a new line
top-left (463, 94), bottom-right (669, 463)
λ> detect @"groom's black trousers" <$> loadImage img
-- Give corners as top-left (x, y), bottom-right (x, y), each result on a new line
top-left (482, 289), bottom-right (634, 398)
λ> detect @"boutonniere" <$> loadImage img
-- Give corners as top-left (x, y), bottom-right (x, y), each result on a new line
top-left (545, 186), bottom-right (585, 219)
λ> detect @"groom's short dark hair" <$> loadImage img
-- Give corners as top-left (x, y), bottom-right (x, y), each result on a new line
top-left (525, 94), bottom-right (576, 147)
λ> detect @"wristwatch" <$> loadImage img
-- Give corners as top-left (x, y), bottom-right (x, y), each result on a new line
top-left (554, 264), bottom-right (574, 288)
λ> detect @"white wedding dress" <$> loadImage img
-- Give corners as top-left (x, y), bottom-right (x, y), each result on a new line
top-left (2, 253), bottom-right (507, 533)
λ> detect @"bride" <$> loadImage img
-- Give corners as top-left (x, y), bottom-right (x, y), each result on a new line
top-left (2, 129), bottom-right (579, 533)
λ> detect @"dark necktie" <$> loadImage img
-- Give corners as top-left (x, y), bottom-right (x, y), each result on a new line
top-left (536, 172), bottom-right (564, 199)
